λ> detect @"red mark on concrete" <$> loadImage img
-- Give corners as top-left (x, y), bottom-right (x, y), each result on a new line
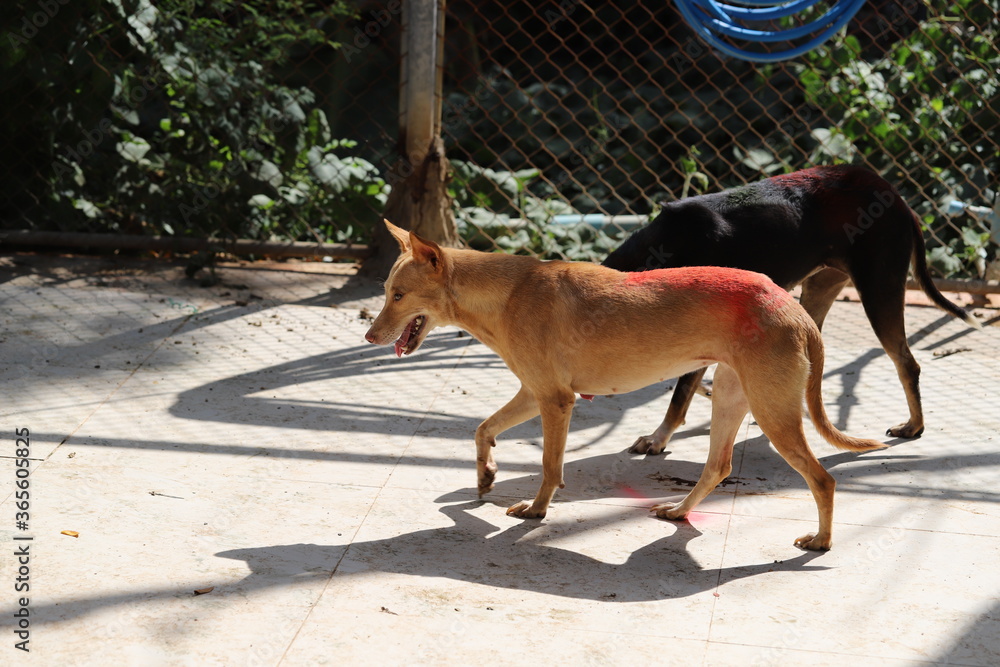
top-left (618, 484), bottom-right (649, 501)
top-left (684, 510), bottom-right (713, 525)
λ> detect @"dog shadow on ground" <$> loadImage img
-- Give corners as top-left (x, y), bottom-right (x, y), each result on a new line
top-left (16, 459), bottom-right (830, 628)
top-left (213, 500), bottom-right (829, 605)
top-left (16, 438), bottom-right (991, 628)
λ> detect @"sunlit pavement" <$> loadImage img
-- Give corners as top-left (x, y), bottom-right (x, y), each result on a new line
top-left (1, 253), bottom-right (998, 666)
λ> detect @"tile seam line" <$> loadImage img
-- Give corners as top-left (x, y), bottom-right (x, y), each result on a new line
top-left (705, 638), bottom-right (960, 665)
top-left (39, 313), bottom-right (195, 464)
top-left (276, 335), bottom-right (475, 665)
top-left (703, 414), bottom-right (752, 666)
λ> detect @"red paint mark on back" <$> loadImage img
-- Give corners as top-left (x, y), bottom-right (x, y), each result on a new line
top-left (622, 266), bottom-right (777, 300)
top-left (622, 270), bottom-right (670, 286)
top-left (621, 266), bottom-right (793, 331)
top-left (770, 166), bottom-right (903, 236)
top-left (768, 165), bottom-right (842, 190)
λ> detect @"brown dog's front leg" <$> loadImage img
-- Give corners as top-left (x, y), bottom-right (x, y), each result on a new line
top-left (507, 390), bottom-right (575, 519)
top-left (475, 386), bottom-right (539, 497)
top-left (631, 368), bottom-right (708, 454)
top-left (651, 365), bottom-right (748, 520)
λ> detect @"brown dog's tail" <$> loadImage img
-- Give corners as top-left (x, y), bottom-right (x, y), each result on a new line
top-left (908, 208), bottom-right (982, 330)
top-left (804, 329), bottom-right (887, 452)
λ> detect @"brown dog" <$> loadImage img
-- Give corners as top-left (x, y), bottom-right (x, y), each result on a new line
top-left (365, 220), bottom-right (886, 550)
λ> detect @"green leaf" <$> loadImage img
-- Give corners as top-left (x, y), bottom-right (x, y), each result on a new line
top-left (927, 247), bottom-right (963, 276)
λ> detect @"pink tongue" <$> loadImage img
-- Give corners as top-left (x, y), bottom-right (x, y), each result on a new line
top-left (394, 319), bottom-right (416, 357)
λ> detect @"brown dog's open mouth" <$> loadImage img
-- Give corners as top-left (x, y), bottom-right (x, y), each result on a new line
top-left (394, 315), bottom-right (427, 357)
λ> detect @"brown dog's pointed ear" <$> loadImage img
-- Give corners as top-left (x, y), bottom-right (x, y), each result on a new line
top-left (409, 232), bottom-right (443, 272)
top-left (384, 219), bottom-right (411, 252)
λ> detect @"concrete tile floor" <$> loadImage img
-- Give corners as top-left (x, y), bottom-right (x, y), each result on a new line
top-left (0, 253), bottom-right (998, 666)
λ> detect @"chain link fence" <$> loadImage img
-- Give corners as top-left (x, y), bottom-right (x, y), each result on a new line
top-left (1, 0), bottom-right (997, 280)
top-left (440, 0), bottom-right (999, 280)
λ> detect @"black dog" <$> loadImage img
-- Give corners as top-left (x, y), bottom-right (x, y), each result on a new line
top-left (603, 165), bottom-right (979, 451)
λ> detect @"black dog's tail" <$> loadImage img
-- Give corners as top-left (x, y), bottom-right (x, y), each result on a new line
top-left (907, 208), bottom-right (982, 330)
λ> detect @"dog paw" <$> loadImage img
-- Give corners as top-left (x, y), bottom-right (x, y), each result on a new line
top-left (794, 532), bottom-right (831, 551)
top-left (886, 422), bottom-right (924, 439)
top-left (506, 501), bottom-right (546, 519)
top-left (629, 435), bottom-right (667, 455)
top-left (477, 462), bottom-right (497, 497)
top-left (650, 502), bottom-right (687, 521)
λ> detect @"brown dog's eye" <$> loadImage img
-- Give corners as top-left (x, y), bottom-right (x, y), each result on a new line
top-left (393, 292), bottom-right (403, 302)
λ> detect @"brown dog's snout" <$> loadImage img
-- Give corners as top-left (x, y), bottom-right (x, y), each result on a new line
top-left (364, 327), bottom-right (377, 344)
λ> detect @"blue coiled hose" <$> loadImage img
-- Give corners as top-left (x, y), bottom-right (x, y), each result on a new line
top-left (673, 0), bottom-right (869, 63)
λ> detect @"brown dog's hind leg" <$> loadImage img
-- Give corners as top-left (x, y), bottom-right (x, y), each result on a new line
top-left (476, 386), bottom-right (539, 496)
top-left (507, 389), bottom-right (575, 519)
top-left (631, 368), bottom-right (708, 454)
top-left (748, 381), bottom-right (837, 550)
top-left (766, 426), bottom-right (836, 551)
top-left (651, 364), bottom-right (748, 520)
top-left (799, 268), bottom-right (850, 330)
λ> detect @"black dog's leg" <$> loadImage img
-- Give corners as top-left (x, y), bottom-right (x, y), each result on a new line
top-left (851, 265), bottom-right (924, 438)
top-left (799, 268), bottom-right (850, 330)
top-left (630, 368), bottom-right (708, 454)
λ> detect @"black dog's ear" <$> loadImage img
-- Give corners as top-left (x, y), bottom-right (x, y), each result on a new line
top-left (384, 219), bottom-right (411, 252)
top-left (409, 232), bottom-right (443, 273)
